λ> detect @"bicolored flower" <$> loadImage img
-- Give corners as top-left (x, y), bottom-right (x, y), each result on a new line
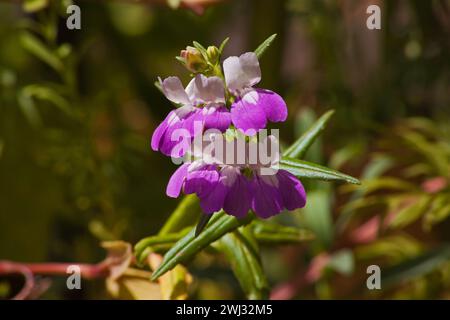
top-left (151, 75), bottom-right (231, 157)
top-left (223, 52), bottom-right (288, 135)
top-left (166, 161), bottom-right (307, 219)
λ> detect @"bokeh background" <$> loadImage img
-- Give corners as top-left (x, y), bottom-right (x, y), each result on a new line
top-left (0, 0), bottom-right (449, 299)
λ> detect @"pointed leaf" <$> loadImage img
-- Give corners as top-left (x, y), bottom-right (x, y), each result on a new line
top-left (220, 231), bottom-right (269, 299)
top-left (134, 229), bottom-right (190, 263)
top-left (389, 196), bottom-right (431, 229)
top-left (218, 37), bottom-right (230, 54)
top-left (283, 110), bottom-right (335, 159)
top-left (151, 212), bottom-right (253, 280)
top-left (254, 34), bottom-right (277, 58)
top-left (20, 32), bottom-right (63, 72)
top-left (280, 157), bottom-right (360, 184)
top-left (250, 221), bottom-right (315, 244)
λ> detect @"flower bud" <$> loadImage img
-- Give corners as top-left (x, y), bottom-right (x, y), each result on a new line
top-left (180, 46), bottom-right (207, 73)
top-left (206, 46), bottom-right (220, 64)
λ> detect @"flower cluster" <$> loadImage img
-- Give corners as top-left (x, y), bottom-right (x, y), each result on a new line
top-left (151, 40), bottom-right (307, 219)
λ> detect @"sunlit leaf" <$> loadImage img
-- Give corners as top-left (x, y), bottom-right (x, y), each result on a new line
top-left (134, 229), bottom-right (190, 264)
top-left (389, 195), bottom-right (431, 229)
top-left (218, 37), bottom-right (230, 54)
top-left (23, 0), bottom-right (49, 13)
top-left (21, 85), bottom-right (72, 115)
top-left (151, 212), bottom-right (254, 280)
top-left (355, 235), bottom-right (424, 263)
top-left (343, 177), bottom-right (418, 195)
top-left (250, 220), bottom-right (315, 244)
top-left (17, 88), bottom-right (42, 127)
top-left (220, 231), bottom-right (269, 299)
top-left (401, 130), bottom-right (449, 178)
top-left (423, 194), bottom-right (450, 230)
top-left (20, 32), bottom-right (63, 72)
top-left (167, 0), bottom-right (182, 9)
top-left (254, 34), bottom-right (277, 58)
top-left (280, 157), bottom-right (360, 184)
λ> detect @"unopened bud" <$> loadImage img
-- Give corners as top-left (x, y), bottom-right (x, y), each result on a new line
top-left (180, 46), bottom-right (207, 73)
top-left (206, 46), bottom-right (220, 64)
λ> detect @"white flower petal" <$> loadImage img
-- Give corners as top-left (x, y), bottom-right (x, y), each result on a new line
top-left (185, 75), bottom-right (225, 105)
top-left (160, 76), bottom-right (191, 105)
top-left (223, 52), bottom-right (261, 93)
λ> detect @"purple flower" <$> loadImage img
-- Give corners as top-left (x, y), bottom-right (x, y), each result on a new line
top-left (166, 162), bottom-right (306, 219)
top-left (151, 75), bottom-right (231, 157)
top-left (223, 52), bottom-right (288, 135)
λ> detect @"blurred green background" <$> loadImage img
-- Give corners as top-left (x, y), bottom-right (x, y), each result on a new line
top-left (0, 0), bottom-right (449, 299)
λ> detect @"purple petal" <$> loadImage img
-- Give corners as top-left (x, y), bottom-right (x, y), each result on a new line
top-left (198, 177), bottom-right (228, 214)
top-left (223, 172), bottom-right (252, 218)
top-left (151, 117), bottom-right (169, 151)
top-left (184, 166), bottom-right (219, 198)
top-left (202, 105), bottom-right (232, 132)
top-left (166, 163), bottom-right (189, 198)
top-left (255, 89), bottom-right (288, 123)
top-left (154, 107), bottom-right (200, 157)
top-left (251, 174), bottom-right (283, 218)
top-left (230, 91), bottom-right (267, 136)
top-left (276, 170), bottom-right (307, 210)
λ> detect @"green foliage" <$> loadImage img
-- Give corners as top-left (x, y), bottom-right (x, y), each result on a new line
top-left (254, 34), bottom-right (277, 58)
top-left (344, 118), bottom-right (450, 231)
top-left (151, 211), bottom-right (254, 281)
top-left (280, 157), bottom-right (360, 184)
top-left (220, 230), bottom-right (269, 299)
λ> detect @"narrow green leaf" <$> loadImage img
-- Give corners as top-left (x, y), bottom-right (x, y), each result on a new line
top-left (192, 41), bottom-right (208, 60)
top-left (283, 110), bottom-right (335, 159)
top-left (351, 177), bottom-right (418, 195)
top-left (423, 194), bottom-right (450, 230)
top-left (220, 231), bottom-right (269, 299)
top-left (389, 196), bottom-right (431, 229)
top-left (20, 32), bottom-right (63, 72)
top-left (218, 37), bottom-right (230, 54)
top-left (151, 212), bottom-right (253, 280)
top-left (158, 194), bottom-right (201, 235)
top-left (23, 0), bottom-right (49, 13)
top-left (250, 221), bottom-right (315, 244)
top-left (175, 56), bottom-right (186, 65)
top-left (280, 157), bottom-right (360, 184)
top-left (382, 245), bottom-right (450, 288)
top-left (17, 89), bottom-right (42, 127)
top-left (21, 85), bottom-right (72, 115)
top-left (134, 229), bottom-right (190, 263)
top-left (254, 34), bottom-right (277, 58)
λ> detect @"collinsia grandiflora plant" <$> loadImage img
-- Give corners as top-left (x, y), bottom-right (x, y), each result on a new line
top-left (137, 35), bottom-right (360, 299)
